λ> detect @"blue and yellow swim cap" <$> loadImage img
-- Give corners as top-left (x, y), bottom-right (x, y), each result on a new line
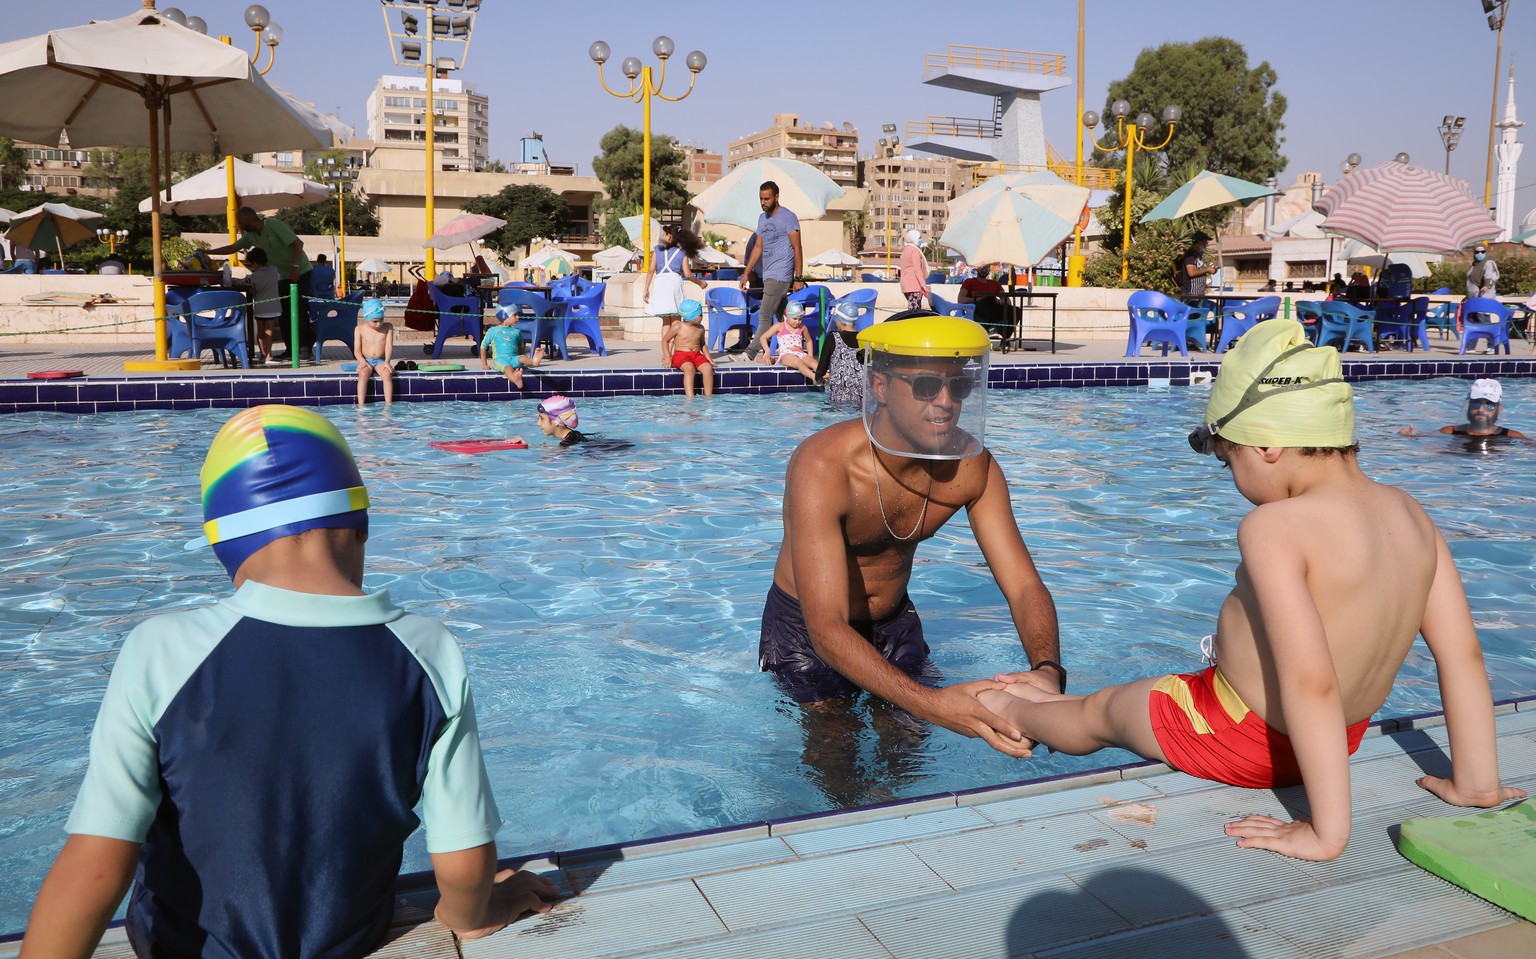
top-left (195, 405), bottom-right (369, 578)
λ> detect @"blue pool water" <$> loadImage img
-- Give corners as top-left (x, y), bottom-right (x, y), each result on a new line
top-left (1, 379), bottom-right (1533, 931)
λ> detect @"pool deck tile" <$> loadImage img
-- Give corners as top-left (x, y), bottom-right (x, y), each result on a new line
top-left (409, 705), bottom-right (1536, 959)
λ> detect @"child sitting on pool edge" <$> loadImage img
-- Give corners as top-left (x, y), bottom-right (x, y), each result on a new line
top-left (20, 405), bottom-right (556, 958)
top-left (353, 297), bottom-right (395, 406)
top-left (974, 320), bottom-right (1524, 862)
top-left (660, 299), bottom-right (715, 398)
top-left (481, 306), bottom-right (546, 389)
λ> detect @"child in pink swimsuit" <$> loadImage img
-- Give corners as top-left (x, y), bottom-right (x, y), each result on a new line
top-left (757, 300), bottom-right (816, 382)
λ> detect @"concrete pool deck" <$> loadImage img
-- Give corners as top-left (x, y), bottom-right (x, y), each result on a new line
top-left (11, 703), bottom-right (1534, 959)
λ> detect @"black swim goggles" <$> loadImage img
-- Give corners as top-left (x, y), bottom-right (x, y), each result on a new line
top-left (886, 371), bottom-right (975, 401)
top-left (1187, 344), bottom-right (1343, 456)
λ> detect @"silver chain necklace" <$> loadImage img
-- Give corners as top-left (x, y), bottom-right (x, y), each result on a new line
top-left (867, 433), bottom-right (933, 542)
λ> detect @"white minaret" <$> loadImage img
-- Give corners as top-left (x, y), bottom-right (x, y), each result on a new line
top-left (1495, 65), bottom-right (1523, 241)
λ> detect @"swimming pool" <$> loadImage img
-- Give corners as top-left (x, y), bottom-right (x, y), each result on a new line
top-left (1, 379), bottom-right (1532, 931)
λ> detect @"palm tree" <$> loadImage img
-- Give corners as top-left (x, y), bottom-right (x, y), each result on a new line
top-left (843, 207), bottom-right (870, 253)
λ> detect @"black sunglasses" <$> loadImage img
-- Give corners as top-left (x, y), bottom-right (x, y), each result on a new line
top-left (887, 371), bottom-right (975, 401)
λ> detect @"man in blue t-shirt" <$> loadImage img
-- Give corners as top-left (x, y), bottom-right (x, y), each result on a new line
top-left (21, 406), bottom-right (557, 959)
top-left (739, 180), bottom-right (805, 361)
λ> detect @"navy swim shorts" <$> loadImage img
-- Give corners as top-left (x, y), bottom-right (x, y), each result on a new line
top-left (758, 583), bottom-right (931, 703)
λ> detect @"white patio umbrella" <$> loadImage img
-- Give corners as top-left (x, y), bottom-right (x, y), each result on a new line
top-left (807, 249), bottom-right (862, 267)
top-left (947, 171), bottom-right (1091, 224)
top-left (695, 246), bottom-right (744, 268)
top-left (690, 157), bottom-right (846, 230)
top-left (424, 212), bottom-right (507, 251)
top-left (356, 257), bottom-right (391, 275)
top-left (0, 4), bottom-right (331, 367)
top-left (1339, 239), bottom-right (1435, 278)
top-left (138, 157), bottom-right (329, 216)
top-left (939, 182), bottom-right (1087, 269)
top-left (593, 245), bottom-right (638, 272)
top-left (621, 214), bottom-right (664, 248)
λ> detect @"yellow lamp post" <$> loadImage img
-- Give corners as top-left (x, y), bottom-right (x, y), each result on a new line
top-left (383, 1), bottom-right (483, 279)
top-left (1068, 0), bottom-right (1087, 286)
top-left (1483, 0), bottom-right (1510, 210)
top-left (322, 158), bottom-right (358, 297)
top-left (96, 228), bottom-right (128, 255)
top-left (590, 37), bottom-right (706, 275)
top-left (1084, 100), bottom-right (1180, 282)
top-left (878, 123), bottom-right (900, 276)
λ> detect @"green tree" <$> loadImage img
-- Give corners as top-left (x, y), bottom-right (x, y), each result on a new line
top-left (591, 125), bottom-right (688, 247)
top-left (843, 206), bottom-right (870, 253)
top-left (483, 159), bottom-right (508, 173)
top-left (461, 183), bottom-right (569, 256)
top-left (1102, 37), bottom-right (1286, 184)
top-left (0, 138), bottom-right (29, 191)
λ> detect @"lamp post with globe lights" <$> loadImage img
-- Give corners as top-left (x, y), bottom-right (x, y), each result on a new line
top-left (1084, 100), bottom-right (1181, 282)
top-left (322, 157), bottom-right (360, 296)
top-left (590, 37), bottom-right (706, 275)
top-left (381, 0), bottom-right (483, 277)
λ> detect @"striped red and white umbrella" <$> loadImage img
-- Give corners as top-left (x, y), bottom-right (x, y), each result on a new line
top-left (1313, 162), bottom-right (1498, 254)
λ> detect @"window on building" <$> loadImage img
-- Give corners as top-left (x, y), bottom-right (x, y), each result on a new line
top-left (275, 152), bottom-right (295, 167)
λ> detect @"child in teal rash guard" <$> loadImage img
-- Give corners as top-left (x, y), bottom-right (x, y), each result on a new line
top-left (21, 406), bottom-right (558, 959)
top-left (481, 307), bottom-right (546, 388)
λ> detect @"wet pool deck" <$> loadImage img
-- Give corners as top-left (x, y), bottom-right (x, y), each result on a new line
top-left (10, 703), bottom-right (1533, 959)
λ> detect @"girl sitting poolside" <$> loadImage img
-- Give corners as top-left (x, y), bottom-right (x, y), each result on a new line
top-left (756, 300), bottom-right (817, 383)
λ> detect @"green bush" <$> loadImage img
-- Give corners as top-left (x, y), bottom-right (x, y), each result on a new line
top-left (1083, 221), bottom-right (1191, 293)
top-left (1415, 251), bottom-right (1536, 295)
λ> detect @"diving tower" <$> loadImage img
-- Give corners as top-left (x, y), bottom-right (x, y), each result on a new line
top-left (905, 45), bottom-right (1071, 168)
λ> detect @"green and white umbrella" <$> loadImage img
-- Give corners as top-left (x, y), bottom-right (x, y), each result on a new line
top-left (1139, 170), bottom-right (1281, 223)
top-left (947, 170), bottom-right (1091, 224)
top-left (938, 183), bottom-right (1086, 268)
top-left (690, 157), bottom-right (845, 230)
top-left (3, 202), bottom-right (104, 265)
top-left (620, 214), bottom-right (664, 249)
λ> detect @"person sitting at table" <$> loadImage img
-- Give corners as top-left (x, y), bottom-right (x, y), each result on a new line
top-left (959, 267), bottom-right (1015, 350)
top-left (1259, 279), bottom-right (1278, 292)
top-left (1326, 274), bottom-right (1347, 299)
top-left (97, 255), bottom-right (126, 276)
top-left (310, 254), bottom-right (337, 300)
top-left (1400, 379), bottom-right (1528, 441)
top-left (1345, 271), bottom-right (1371, 300)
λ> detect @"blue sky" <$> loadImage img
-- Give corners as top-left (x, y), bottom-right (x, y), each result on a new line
top-left (11, 1), bottom-right (1536, 225)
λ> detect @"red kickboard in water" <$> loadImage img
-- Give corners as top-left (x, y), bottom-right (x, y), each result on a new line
top-left (27, 370), bottom-right (85, 380)
top-left (430, 438), bottom-right (529, 454)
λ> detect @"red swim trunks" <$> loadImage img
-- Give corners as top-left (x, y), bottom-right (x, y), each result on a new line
top-left (671, 349), bottom-right (711, 370)
top-left (1148, 665), bottom-right (1370, 789)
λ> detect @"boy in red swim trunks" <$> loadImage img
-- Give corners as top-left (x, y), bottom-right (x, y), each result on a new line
top-left (661, 299), bottom-right (715, 397)
top-left (977, 320), bottom-right (1525, 861)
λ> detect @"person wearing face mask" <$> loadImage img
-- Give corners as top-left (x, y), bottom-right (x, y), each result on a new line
top-left (1466, 244), bottom-right (1499, 298)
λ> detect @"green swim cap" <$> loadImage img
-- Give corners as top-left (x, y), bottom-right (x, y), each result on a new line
top-left (1201, 320), bottom-right (1353, 449)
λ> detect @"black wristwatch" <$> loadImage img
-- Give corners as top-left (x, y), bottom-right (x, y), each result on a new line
top-left (1032, 660), bottom-right (1067, 693)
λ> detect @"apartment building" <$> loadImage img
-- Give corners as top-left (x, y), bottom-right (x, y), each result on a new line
top-left (726, 114), bottom-right (858, 189)
top-left (679, 144), bottom-right (723, 183)
top-left (857, 153), bottom-right (973, 253)
top-left (365, 74), bottom-right (490, 173)
top-left (10, 134), bottom-right (116, 198)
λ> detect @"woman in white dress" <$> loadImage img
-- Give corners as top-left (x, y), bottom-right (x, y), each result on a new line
top-left (643, 224), bottom-right (708, 321)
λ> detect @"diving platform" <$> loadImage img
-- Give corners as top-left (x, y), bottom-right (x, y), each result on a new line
top-left (906, 45), bottom-right (1072, 168)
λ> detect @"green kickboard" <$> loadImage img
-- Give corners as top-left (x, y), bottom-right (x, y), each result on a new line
top-left (417, 364), bottom-right (464, 372)
top-left (1399, 801), bottom-right (1536, 921)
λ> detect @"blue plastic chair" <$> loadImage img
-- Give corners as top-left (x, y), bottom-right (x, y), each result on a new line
top-left (1183, 300), bottom-right (1215, 350)
top-left (311, 296), bottom-right (364, 363)
top-left (832, 288), bottom-right (879, 332)
top-left (186, 290), bottom-right (251, 368)
top-left (1459, 297), bottom-right (1512, 355)
top-left (162, 287), bottom-right (200, 359)
top-left (925, 271), bottom-right (947, 287)
top-left (787, 285), bottom-right (834, 343)
top-left (705, 287), bottom-right (754, 351)
top-left (1424, 301), bottom-right (1457, 340)
top-left (1125, 290), bottom-right (1191, 357)
top-left (426, 283), bottom-right (486, 359)
top-left (860, 273), bottom-right (886, 283)
top-left (496, 288), bottom-right (566, 360)
top-left (1317, 302), bottom-right (1376, 353)
top-left (927, 289), bottom-right (976, 321)
top-left (714, 268), bottom-right (741, 281)
top-left (1215, 296), bottom-right (1281, 353)
top-left (560, 283), bottom-right (608, 357)
top-left (1294, 300), bottom-right (1325, 344)
top-left (1431, 286), bottom-right (1452, 295)
top-left (1371, 301), bottom-right (1414, 350)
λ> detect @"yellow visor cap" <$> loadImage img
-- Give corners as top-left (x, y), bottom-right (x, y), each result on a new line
top-left (1205, 319), bottom-right (1354, 448)
top-left (857, 315), bottom-right (991, 357)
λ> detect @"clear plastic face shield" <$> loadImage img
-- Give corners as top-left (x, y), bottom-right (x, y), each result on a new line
top-left (860, 315), bottom-right (990, 461)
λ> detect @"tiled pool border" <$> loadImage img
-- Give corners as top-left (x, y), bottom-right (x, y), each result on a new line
top-left (3, 356), bottom-right (1535, 415)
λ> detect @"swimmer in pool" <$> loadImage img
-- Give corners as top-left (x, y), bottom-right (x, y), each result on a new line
top-left (759, 311), bottom-right (1061, 756)
top-left (973, 321), bottom-right (1525, 862)
top-left (1399, 378), bottom-right (1527, 440)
